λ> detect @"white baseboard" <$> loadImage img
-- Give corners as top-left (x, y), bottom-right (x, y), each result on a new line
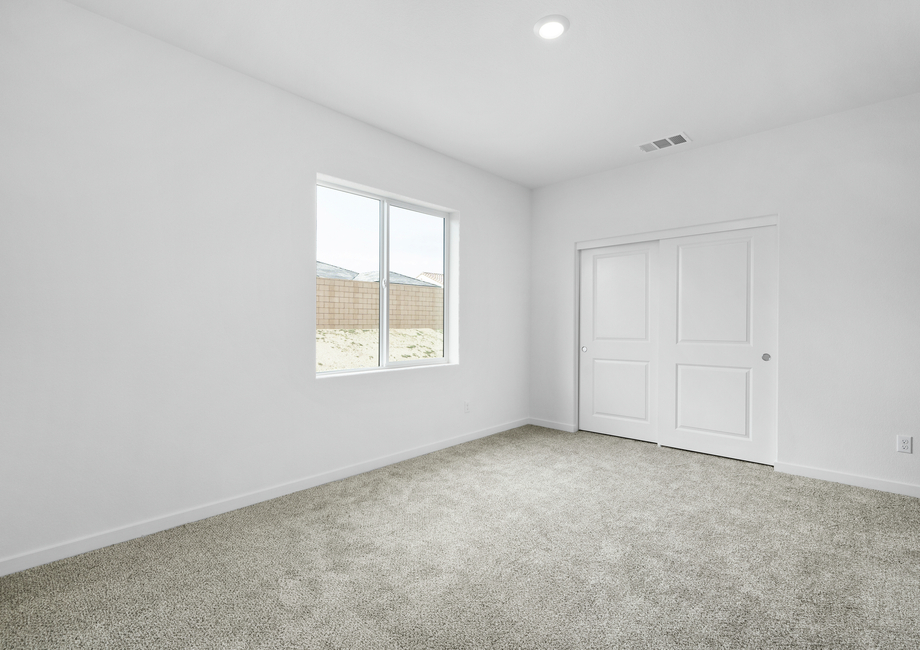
top-left (0, 418), bottom-right (530, 578)
top-left (774, 462), bottom-right (920, 499)
top-left (527, 418), bottom-right (578, 433)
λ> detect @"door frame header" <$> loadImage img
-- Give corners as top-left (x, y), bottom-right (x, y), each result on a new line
top-left (576, 215), bottom-right (777, 251)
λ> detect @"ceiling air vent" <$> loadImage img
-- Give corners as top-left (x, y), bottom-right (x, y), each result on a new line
top-left (639, 133), bottom-right (691, 153)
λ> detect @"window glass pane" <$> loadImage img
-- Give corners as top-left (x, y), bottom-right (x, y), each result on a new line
top-left (388, 206), bottom-right (444, 362)
top-left (316, 186), bottom-right (380, 372)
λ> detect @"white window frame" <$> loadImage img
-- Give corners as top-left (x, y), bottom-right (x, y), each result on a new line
top-left (316, 180), bottom-right (450, 374)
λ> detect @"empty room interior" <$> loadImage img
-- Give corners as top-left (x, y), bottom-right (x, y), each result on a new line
top-left (1, 0), bottom-right (919, 648)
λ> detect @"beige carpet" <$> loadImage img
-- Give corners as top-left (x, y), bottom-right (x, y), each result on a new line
top-left (2, 425), bottom-right (919, 649)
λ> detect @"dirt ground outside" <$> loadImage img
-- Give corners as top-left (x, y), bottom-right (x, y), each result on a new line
top-left (316, 328), bottom-right (444, 372)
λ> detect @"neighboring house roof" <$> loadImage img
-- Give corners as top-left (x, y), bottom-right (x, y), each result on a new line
top-left (316, 261), bottom-right (357, 281)
top-left (416, 272), bottom-right (443, 287)
top-left (352, 271), bottom-right (438, 287)
top-left (317, 262), bottom-right (438, 286)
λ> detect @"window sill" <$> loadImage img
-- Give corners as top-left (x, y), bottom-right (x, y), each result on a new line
top-left (316, 360), bottom-right (457, 379)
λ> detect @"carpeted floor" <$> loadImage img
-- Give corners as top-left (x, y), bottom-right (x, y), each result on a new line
top-left (2, 425), bottom-right (919, 649)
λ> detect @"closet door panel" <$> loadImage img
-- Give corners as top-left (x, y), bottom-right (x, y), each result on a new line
top-left (658, 226), bottom-right (778, 465)
top-left (578, 241), bottom-right (659, 442)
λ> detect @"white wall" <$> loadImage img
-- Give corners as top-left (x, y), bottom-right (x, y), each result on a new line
top-left (0, 0), bottom-right (531, 574)
top-left (531, 92), bottom-right (920, 495)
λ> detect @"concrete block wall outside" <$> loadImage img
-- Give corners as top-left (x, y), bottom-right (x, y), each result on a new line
top-left (316, 278), bottom-right (443, 329)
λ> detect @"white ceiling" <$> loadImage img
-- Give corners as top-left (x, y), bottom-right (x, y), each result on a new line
top-left (65, 0), bottom-right (920, 188)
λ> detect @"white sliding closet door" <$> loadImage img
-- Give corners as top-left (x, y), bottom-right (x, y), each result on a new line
top-left (658, 226), bottom-right (778, 464)
top-left (578, 241), bottom-right (659, 442)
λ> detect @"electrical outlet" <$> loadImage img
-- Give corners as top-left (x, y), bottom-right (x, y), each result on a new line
top-left (463, 401), bottom-right (470, 414)
top-left (897, 435), bottom-right (912, 454)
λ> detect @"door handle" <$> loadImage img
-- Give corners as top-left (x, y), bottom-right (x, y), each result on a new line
top-left (762, 353), bottom-right (771, 361)
top-left (581, 346), bottom-right (587, 352)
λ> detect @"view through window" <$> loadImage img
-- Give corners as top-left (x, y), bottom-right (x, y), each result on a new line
top-left (316, 183), bottom-right (446, 373)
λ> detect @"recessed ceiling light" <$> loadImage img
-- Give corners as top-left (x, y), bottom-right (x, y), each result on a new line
top-left (535, 15), bottom-right (569, 40)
